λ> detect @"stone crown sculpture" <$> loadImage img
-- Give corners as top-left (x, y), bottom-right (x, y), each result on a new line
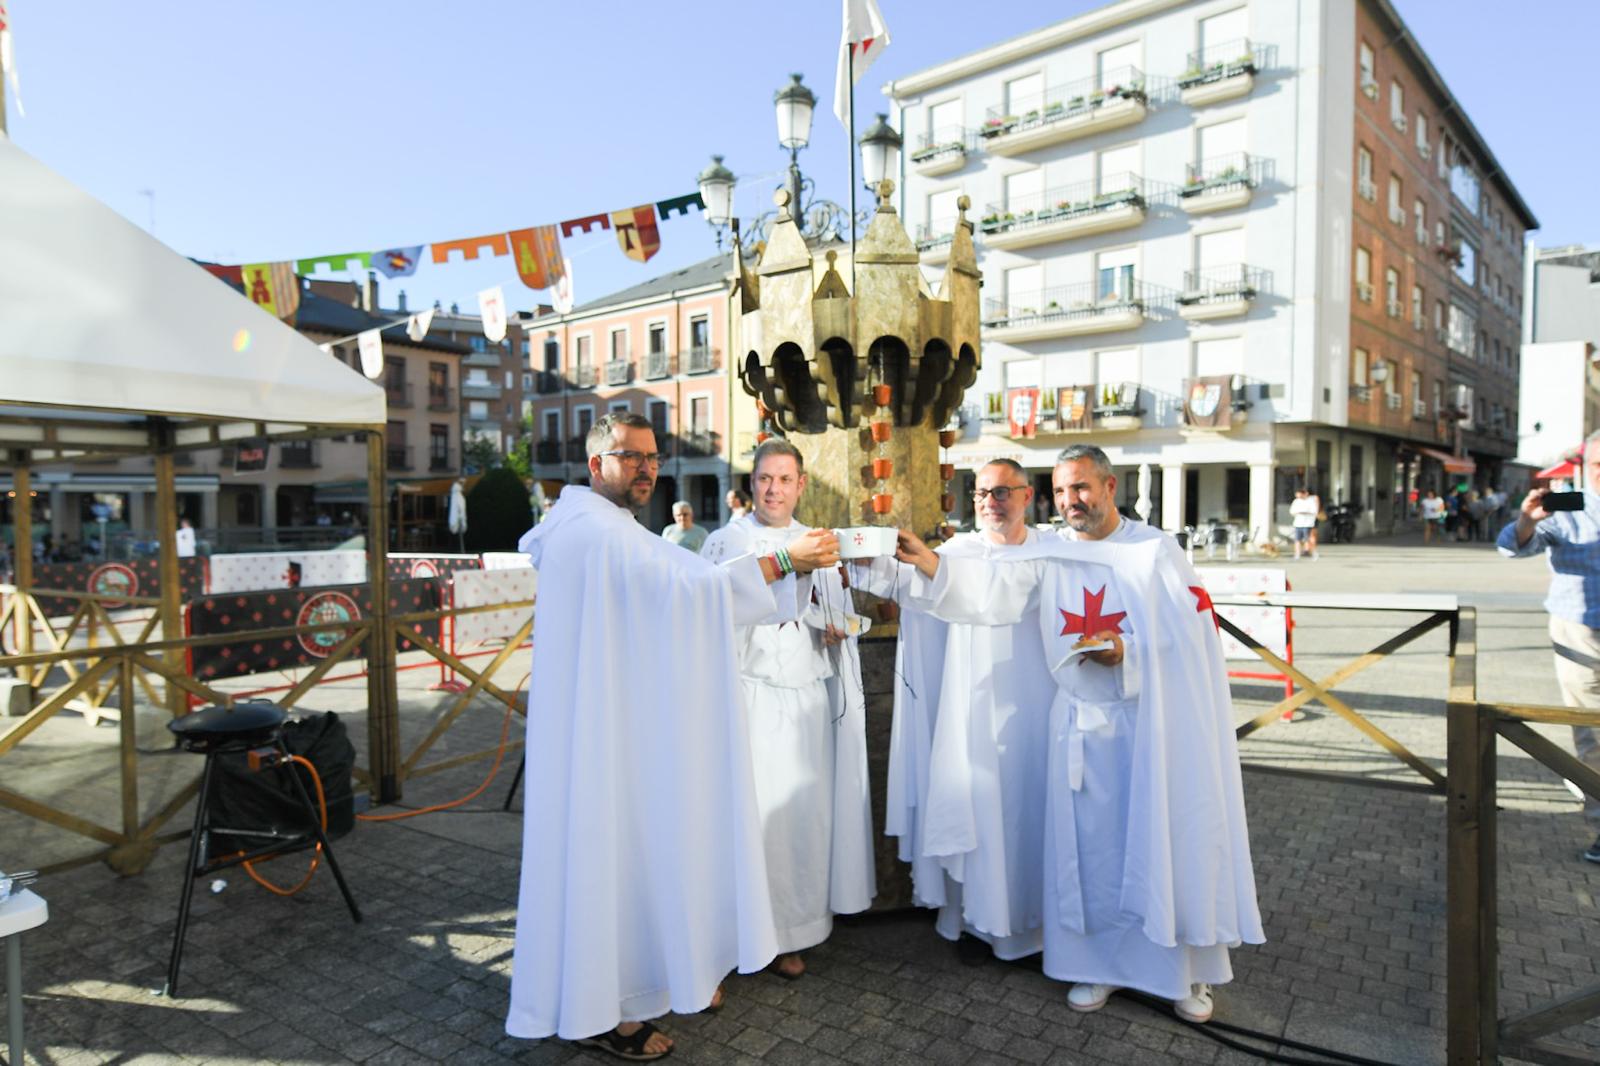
top-left (732, 180), bottom-right (982, 432)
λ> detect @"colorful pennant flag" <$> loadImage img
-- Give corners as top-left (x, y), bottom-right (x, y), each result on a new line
top-left (406, 307), bottom-right (435, 343)
top-left (241, 261), bottom-right (300, 320)
top-left (507, 225), bottom-right (565, 290)
top-left (611, 205), bottom-right (661, 263)
top-left (357, 329), bottom-right (384, 379)
top-left (479, 286), bottom-right (507, 344)
top-left (559, 213), bottom-right (610, 238)
top-left (655, 192), bottom-right (704, 220)
top-left (431, 233), bottom-right (510, 264)
top-left (297, 251), bottom-right (372, 276)
top-left (551, 259), bottom-right (575, 314)
top-left (373, 246), bottom-right (423, 278)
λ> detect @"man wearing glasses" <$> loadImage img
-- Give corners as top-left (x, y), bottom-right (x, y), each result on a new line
top-left (701, 439), bottom-right (871, 982)
top-left (857, 460), bottom-right (1122, 967)
top-left (505, 413), bottom-right (840, 1061)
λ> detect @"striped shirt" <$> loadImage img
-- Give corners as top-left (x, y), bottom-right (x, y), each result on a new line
top-left (1498, 492), bottom-right (1600, 628)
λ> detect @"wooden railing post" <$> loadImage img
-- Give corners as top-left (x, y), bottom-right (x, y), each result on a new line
top-left (1446, 608), bottom-right (1497, 1064)
top-left (366, 431), bottom-right (401, 803)
top-left (153, 444), bottom-right (185, 717)
top-left (11, 457), bottom-right (34, 692)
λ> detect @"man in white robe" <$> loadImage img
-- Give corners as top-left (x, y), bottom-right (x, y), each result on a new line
top-left (505, 413), bottom-right (840, 1060)
top-left (895, 461), bottom-right (1264, 1024)
top-left (857, 460), bottom-right (1123, 964)
top-left (699, 439), bottom-right (874, 979)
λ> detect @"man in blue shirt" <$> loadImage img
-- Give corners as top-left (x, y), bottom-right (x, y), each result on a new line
top-left (1499, 430), bottom-right (1600, 864)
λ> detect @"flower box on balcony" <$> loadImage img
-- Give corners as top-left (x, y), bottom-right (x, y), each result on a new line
top-left (1177, 284), bottom-right (1256, 321)
top-left (1179, 169), bottom-right (1253, 214)
top-left (912, 142), bottom-right (967, 176)
top-left (1178, 57), bottom-right (1256, 107)
top-left (983, 88), bottom-right (1147, 157)
top-left (980, 192), bottom-right (1145, 250)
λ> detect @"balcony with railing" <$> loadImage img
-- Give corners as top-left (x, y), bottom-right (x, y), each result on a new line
top-left (1091, 381), bottom-right (1144, 430)
top-left (278, 441), bottom-right (318, 469)
top-left (385, 381), bottom-right (413, 409)
top-left (1179, 153), bottom-right (1263, 214)
top-left (565, 438), bottom-right (588, 462)
top-left (685, 346), bottom-right (718, 375)
top-left (1177, 264), bottom-right (1264, 321)
top-left (429, 446), bottom-right (452, 472)
top-left (675, 429), bottom-right (722, 458)
top-left (916, 218), bottom-right (956, 263)
top-left (911, 127), bottom-right (968, 176)
top-left (645, 350), bottom-right (675, 380)
top-left (461, 379), bottom-right (502, 400)
top-left (386, 444), bottom-right (413, 471)
top-left (980, 68), bottom-right (1148, 156)
top-left (982, 280), bottom-right (1150, 343)
top-left (534, 440), bottom-right (562, 465)
top-left (427, 388), bottom-right (454, 411)
top-left (980, 175), bottom-right (1146, 250)
top-left (572, 364), bottom-right (598, 388)
top-left (536, 370), bottom-right (562, 394)
top-left (605, 358), bottom-right (634, 386)
top-left (1177, 39), bottom-right (1264, 107)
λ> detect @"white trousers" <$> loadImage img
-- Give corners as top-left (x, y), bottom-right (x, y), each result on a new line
top-left (1549, 616), bottom-right (1600, 829)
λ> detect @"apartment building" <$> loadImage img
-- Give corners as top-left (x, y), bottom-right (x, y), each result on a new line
top-left (888, 0), bottom-right (1534, 537)
top-left (1517, 245), bottom-right (1600, 470)
top-left (524, 254), bottom-right (734, 530)
top-left (425, 303), bottom-right (529, 459)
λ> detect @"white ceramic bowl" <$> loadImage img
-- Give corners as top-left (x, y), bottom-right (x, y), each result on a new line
top-left (835, 526), bottom-right (898, 559)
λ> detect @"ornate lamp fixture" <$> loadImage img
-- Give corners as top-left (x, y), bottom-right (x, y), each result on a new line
top-left (731, 179), bottom-right (981, 434)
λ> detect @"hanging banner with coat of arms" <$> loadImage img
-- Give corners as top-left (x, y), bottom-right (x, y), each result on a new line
top-left (1006, 387), bottom-right (1040, 439)
top-left (357, 328), bottom-right (384, 379)
top-left (479, 286), bottom-right (507, 344)
top-left (1184, 375), bottom-right (1234, 429)
top-left (611, 204), bottom-right (662, 263)
top-left (241, 261), bottom-right (300, 320)
top-left (1058, 386), bottom-right (1093, 432)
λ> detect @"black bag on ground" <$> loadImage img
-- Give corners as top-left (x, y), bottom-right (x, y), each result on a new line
top-left (207, 711), bottom-right (356, 849)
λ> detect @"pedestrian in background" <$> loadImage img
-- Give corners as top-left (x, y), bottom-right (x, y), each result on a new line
top-left (726, 488), bottom-right (752, 521)
top-left (662, 500), bottom-right (708, 553)
top-left (1421, 489), bottom-right (1445, 544)
top-left (1498, 429), bottom-right (1600, 864)
top-left (1289, 487), bottom-right (1319, 560)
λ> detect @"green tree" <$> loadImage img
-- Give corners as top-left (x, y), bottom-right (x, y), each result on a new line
top-left (462, 435), bottom-right (500, 476)
top-left (465, 467), bottom-right (532, 551)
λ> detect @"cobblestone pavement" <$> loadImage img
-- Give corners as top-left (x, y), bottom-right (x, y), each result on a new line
top-left (3, 535), bottom-right (1596, 1064)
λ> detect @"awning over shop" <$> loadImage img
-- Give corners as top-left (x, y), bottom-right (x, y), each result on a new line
top-left (1414, 446), bottom-right (1476, 475)
top-left (1535, 459), bottom-right (1578, 481)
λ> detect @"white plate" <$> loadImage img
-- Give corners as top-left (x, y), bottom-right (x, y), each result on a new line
top-left (803, 612), bottom-right (873, 637)
top-left (835, 526), bottom-right (897, 559)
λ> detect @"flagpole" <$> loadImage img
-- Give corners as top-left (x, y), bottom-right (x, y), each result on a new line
top-left (848, 43), bottom-right (856, 296)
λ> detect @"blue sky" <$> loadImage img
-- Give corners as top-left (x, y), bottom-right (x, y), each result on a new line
top-left (5, 1), bottom-right (1594, 319)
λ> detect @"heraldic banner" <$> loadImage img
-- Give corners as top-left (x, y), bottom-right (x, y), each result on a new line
top-left (1057, 385), bottom-right (1093, 432)
top-left (1184, 375), bottom-right (1234, 429)
top-left (1006, 387), bottom-right (1040, 438)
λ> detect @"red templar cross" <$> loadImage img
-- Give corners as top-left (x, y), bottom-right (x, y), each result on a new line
top-left (1189, 585), bottom-right (1220, 629)
top-left (1059, 586), bottom-right (1126, 637)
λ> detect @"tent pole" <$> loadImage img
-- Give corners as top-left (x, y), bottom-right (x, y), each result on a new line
top-left (366, 430), bottom-right (401, 803)
top-left (153, 447), bottom-right (184, 717)
top-left (11, 456), bottom-right (33, 692)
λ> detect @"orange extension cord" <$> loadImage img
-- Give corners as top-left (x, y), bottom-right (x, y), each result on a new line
top-left (238, 672), bottom-right (528, 895)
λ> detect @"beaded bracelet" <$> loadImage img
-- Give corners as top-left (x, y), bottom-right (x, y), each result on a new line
top-left (776, 546), bottom-right (794, 575)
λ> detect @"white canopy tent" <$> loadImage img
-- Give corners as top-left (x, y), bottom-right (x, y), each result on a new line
top-left (0, 137), bottom-right (384, 459)
top-left (0, 139), bottom-right (404, 802)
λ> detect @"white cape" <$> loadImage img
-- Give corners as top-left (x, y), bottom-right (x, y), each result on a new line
top-left (505, 486), bottom-right (779, 1040)
top-left (700, 515), bottom-right (876, 918)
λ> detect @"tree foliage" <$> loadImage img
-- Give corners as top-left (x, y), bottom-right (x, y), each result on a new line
top-left (465, 467), bottom-right (532, 551)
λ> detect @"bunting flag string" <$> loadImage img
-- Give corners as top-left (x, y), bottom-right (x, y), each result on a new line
top-left (207, 190), bottom-right (705, 299)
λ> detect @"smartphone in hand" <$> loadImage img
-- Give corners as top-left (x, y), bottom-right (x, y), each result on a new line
top-left (1545, 491), bottom-right (1585, 512)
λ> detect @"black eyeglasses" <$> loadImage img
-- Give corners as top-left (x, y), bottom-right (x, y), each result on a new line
top-left (596, 450), bottom-right (666, 468)
top-left (972, 486), bottom-right (1028, 503)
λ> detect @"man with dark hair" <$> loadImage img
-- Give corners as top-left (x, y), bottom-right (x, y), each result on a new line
top-left (506, 412), bottom-right (841, 1059)
top-left (726, 487), bottom-right (752, 521)
top-left (701, 438), bottom-right (869, 980)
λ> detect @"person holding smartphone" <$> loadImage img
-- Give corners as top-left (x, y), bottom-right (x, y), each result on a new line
top-left (1499, 432), bottom-right (1600, 865)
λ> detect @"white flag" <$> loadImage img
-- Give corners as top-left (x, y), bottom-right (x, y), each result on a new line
top-left (357, 329), bottom-right (384, 379)
top-left (479, 285), bottom-right (507, 343)
top-left (406, 307), bottom-right (435, 343)
top-left (550, 259), bottom-right (574, 315)
top-left (0, 0), bottom-right (21, 118)
top-left (833, 0), bottom-right (889, 129)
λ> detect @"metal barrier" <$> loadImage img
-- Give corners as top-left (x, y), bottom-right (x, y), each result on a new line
top-left (1446, 608), bottom-right (1600, 1065)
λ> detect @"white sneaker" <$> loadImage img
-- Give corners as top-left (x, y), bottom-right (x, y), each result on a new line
top-left (1175, 983), bottom-right (1214, 1023)
top-left (1067, 983), bottom-right (1118, 1013)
